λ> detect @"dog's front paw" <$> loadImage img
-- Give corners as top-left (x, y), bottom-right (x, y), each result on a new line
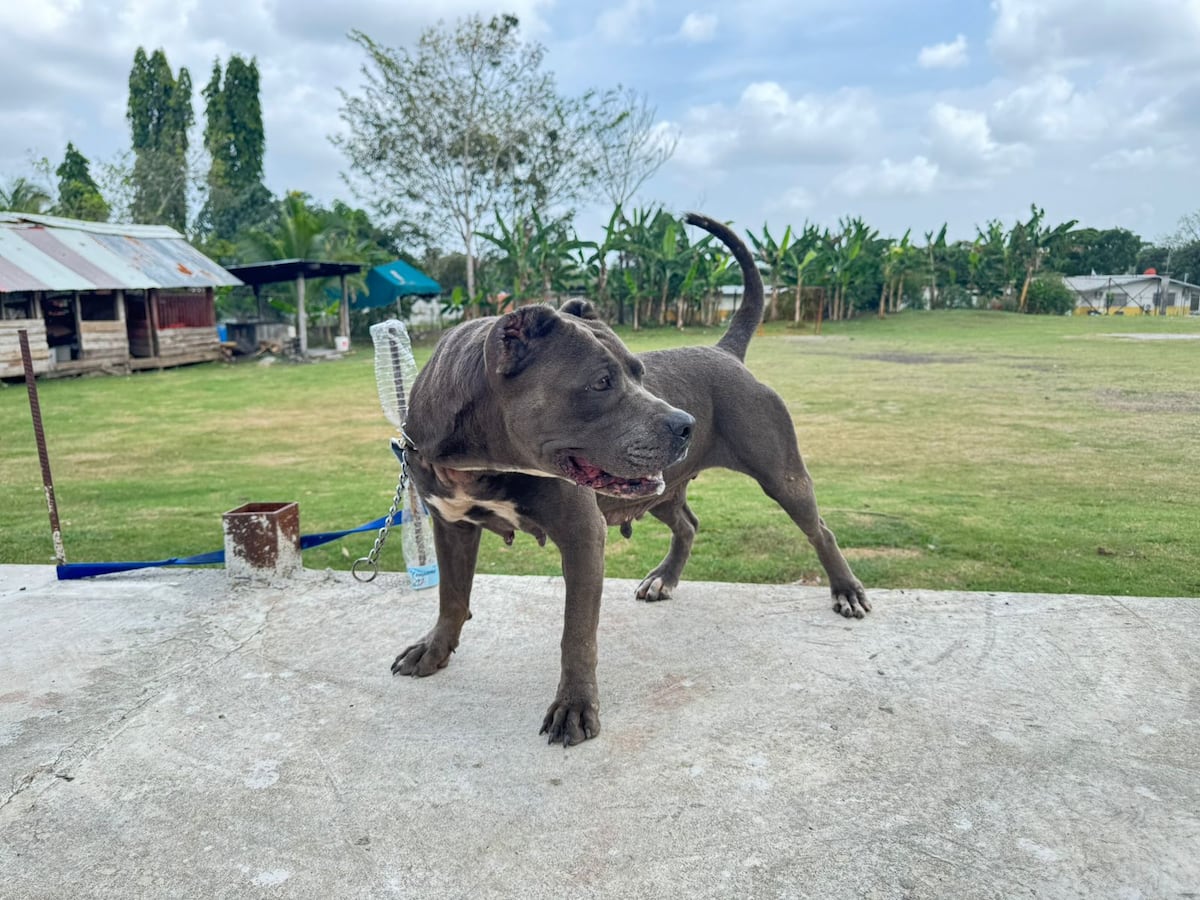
top-left (391, 632), bottom-right (456, 677)
top-left (832, 581), bottom-right (871, 619)
top-left (635, 571), bottom-right (675, 602)
top-left (540, 690), bottom-right (600, 747)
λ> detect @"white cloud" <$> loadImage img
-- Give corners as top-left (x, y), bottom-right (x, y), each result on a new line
top-left (927, 102), bottom-right (1030, 175)
top-left (833, 156), bottom-right (939, 197)
top-left (678, 12), bottom-right (718, 43)
top-left (673, 81), bottom-right (879, 170)
top-left (989, 0), bottom-right (1200, 71)
top-left (676, 82), bottom-right (883, 172)
top-left (989, 73), bottom-right (1106, 143)
top-left (918, 34), bottom-right (968, 69)
top-left (1091, 145), bottom-right (1191, 172)
top-left (596, 0), bottom-right (653, 43)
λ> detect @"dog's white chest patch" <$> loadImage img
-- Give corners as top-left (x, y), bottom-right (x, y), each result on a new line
top-left (425, 489), bottom-right (521, 529)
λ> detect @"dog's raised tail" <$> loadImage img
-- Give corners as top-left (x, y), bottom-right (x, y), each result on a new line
top-left (686, 212), bottom-right (764, 362)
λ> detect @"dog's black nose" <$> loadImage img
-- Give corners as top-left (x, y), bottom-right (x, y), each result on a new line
top-left (667, 410), bottom-right (695, 441)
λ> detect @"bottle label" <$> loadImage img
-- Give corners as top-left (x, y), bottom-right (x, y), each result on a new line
top-left (408, 564), bottom-right (440, 590)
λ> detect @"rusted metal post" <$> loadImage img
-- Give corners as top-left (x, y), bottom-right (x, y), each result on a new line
top-left (19, 329), bottom-right (66, 565)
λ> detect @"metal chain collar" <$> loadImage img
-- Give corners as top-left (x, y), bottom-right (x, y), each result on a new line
top-left (351, 458), bottom-right (409, 583)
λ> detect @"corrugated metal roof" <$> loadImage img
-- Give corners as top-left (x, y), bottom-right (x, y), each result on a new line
top-left (0, 212), bottom-right (241, 293)
top-left (1065, 274), bottom-right (1200, 292)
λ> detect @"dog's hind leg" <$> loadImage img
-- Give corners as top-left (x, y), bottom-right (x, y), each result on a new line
top-left (635, 490), bottom-right (699, 602)
top-left (760, 467), bottom-right (870, 618)
top-left (728, 390), bottom-right (870, 619)
top-left (392, 518), bottom-right (481, 676)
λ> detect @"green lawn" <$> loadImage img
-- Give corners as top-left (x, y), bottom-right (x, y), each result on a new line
top-left (2, 310), bottom-right (1199, 597)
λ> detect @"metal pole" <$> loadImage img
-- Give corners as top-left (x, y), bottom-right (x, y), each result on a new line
top-left (18, 329), bottom-right (66, 565)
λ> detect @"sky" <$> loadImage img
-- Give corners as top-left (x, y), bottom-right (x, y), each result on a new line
top-left (2, 0), bottom-right (1199, 247)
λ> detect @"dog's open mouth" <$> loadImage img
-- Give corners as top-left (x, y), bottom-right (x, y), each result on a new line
top-left (558, 454), bottom-right (666, 498)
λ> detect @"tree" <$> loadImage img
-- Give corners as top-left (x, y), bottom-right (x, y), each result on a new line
top-left (783, 223), bottom-right (822, 323)
top-left (1047, 227), bottom-right (1142, 276)
top-left (878, 230), bottom-right (912, 318)
top-left (53, 143), bottom-right (109, 222)
top-left (591, 87), bottom-right (677, 210)
top-left (1009, 205), bottom-right (1077, 312)
top-left (747, 224), bottom-right (793, 322)
top-left (0, 177), bottom-right (51, 213)
top-left (337, 14), bottom-right (598, 314)
top-left (923, 224), bottom-right (948, 310)
top-left (971, 220), bottom-right (1011, 304)
top-left (127, 47), bottom-right (193, 230)
top-left (198, 55), bottom-right (272, 254)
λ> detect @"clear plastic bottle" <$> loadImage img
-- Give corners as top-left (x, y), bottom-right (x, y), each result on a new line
top-left (371, 320), bottom-right (439, 590)
top-left (392, 437), bottom-right (439, 590)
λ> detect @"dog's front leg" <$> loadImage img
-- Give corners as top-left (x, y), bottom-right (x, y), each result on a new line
top-left (537, 489), bottom-right (607, 746)
top-left (392, 517), bottom-right (480, 677)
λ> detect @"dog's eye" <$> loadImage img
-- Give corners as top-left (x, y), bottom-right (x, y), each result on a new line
top-left (590, 374), bottom-right (612, 392)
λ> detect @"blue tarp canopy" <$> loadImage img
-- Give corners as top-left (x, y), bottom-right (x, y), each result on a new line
top-left (352, 260), bottom-right (441, 310)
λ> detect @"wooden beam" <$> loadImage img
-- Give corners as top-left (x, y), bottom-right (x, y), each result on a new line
top-left (296, 274), bottom-right (308, 355)
top-left (338, 273), bottom-right (350, 346)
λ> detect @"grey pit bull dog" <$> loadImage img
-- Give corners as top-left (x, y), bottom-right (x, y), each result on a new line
top-left (393, 212), bottom-right (869, 746)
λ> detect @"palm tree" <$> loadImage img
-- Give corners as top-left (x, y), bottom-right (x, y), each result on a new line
top-left (0, 177), bottom-right (52, 213)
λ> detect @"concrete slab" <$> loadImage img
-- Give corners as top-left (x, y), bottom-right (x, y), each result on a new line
top-left (1, 564), bottom-right (1197, 898)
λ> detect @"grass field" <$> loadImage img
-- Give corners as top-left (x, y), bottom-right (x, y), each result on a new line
top-left (2, 310), bottom-right (1199, 597)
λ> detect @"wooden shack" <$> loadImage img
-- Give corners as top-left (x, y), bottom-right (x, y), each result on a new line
top-left (0, 213), bottom-right (241, 378)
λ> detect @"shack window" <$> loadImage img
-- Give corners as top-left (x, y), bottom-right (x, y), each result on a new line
top-left (1, 294), bottom-right (35, 319)
top-left (80, 292), bottom-right (118, 321)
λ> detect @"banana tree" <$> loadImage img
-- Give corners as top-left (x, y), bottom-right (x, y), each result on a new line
top-left (784, 223), bottom-right (823, 324)
top-left (747, 224), bottom-right (793, 321)
top-left (877, 229), bottom-right (915, 317)
top-left (1010, 205), bottom-right (1078, 312)
top-left (923, 223), bottom-right (949, 310)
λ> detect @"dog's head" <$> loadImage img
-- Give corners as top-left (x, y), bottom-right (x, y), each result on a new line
top-left (408, 301), bottom-right (691, 498)
top-left (481, 302), bottom-right (693, 498)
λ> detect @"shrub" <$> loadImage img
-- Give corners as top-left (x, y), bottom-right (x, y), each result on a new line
top-left (1023, 275), bottom-right (1075, 315)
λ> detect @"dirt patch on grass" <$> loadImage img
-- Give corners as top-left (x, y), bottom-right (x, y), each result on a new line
top-left (854, 352), bottom-right (974, 365)
top-left (1094, 389), bottom-right (1200, 414)
top-left (844, 547), bottom-right (924, 560)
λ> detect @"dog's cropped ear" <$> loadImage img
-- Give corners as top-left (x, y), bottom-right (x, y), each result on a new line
top-left (560, 298), bottom-right (598, 320)
top-left (487, 304), bottom-right (560, 376)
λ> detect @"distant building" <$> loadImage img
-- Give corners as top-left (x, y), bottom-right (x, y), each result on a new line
top-left (1065, 273), bottom-right (1200, 317)
top-left (1, 212), bottom-right (240, 378)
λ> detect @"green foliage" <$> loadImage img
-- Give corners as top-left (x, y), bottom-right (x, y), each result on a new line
top-left (1049, 227), bottom-right (1142, 276)
top-left (1022, 274), bottom-right (1074, 315)
top-left (0, 177), bottom-right (51, 213)
top-left (197, 55), bottom-right (273, 252)
top-left (53, 143), bottom-right (109, 222)
top-left (127, 47), bottom-right (193, 230)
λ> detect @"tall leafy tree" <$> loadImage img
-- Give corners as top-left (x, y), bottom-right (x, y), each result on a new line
top-left (0, 177), bottom-right (51, 213)
top-left (337, 14), bottom-right (600, 313)
top-left (198, 55), bottom-right (272, 251)
top-left (127, 47), bottom-right (193, 230)
top-left (53, 143), bottom-right (109, 222)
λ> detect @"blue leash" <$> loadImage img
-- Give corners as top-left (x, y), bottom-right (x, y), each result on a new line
top-left (55, 512), bottom-right (409, 581)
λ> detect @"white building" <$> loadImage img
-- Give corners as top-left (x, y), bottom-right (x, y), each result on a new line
top-left (1065, 273), bottom-right (1200, 316)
